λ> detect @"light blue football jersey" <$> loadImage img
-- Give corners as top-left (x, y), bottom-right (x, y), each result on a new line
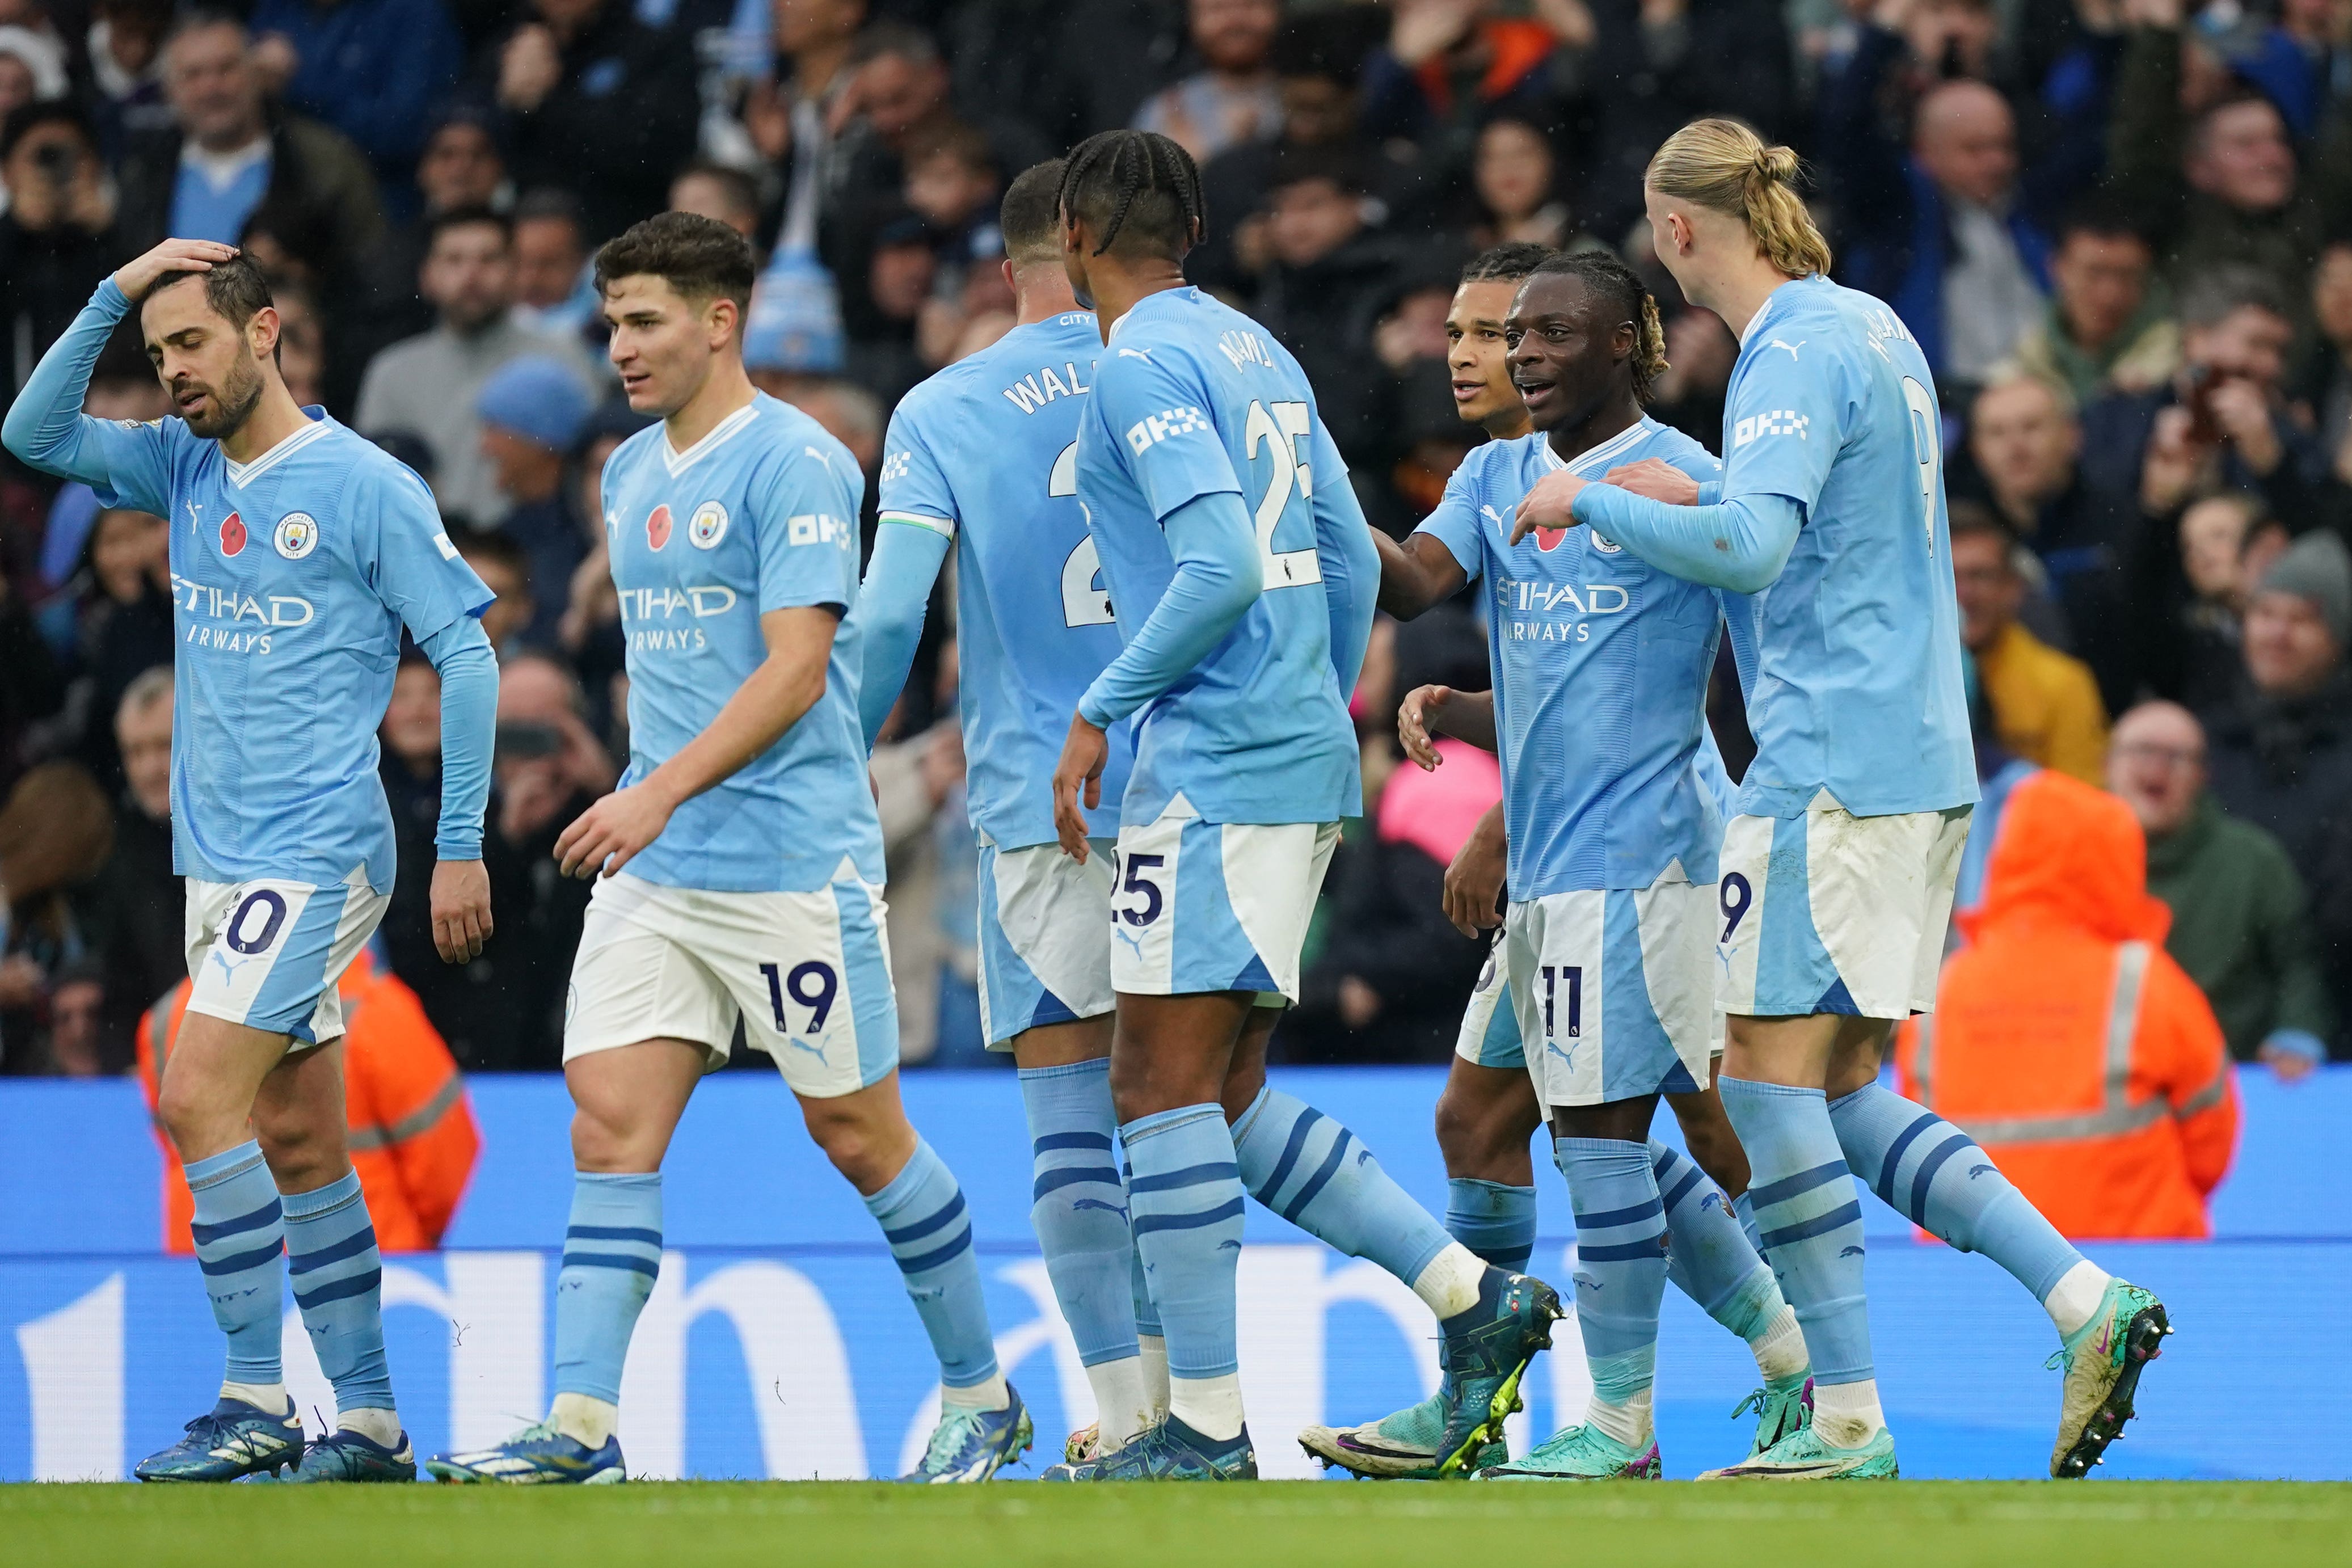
top-left (600, 394), bottom-right (883, 892)
top-left (78, 410), bottom-right (489, 891)
top-left (1075, 286), bottom-right (1358, 828)
top-left (1716, 275), bottom-right (1977, 818)
top-left (1419, 416), bottom-right (1725, 897)
top-left (874, 311), bottom-right (1131, 850)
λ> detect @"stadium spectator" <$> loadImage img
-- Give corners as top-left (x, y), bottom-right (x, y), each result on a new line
top-left (2201, 530), bottom-right (2352, 875)
top-left (112, 14), bottom-right (382, 273)
top-left (0, 104), bottom-right (123, 408)
top-left (0, 23), bottom-right (65, 120)
top-left (2108, 699), bottom-right (2335, 1077)
top-left (86, 665), bottom-right (179, 1072)
top-left (355, 206), bottom-right (598, 526)
top-left (140, 947), bottom-right (481, 1249)
top-left (380, 653), bottom-right (443, 855)
top-left (1897, 768), bottom-right (2237, 1241)
top-left (510, 188), bottom-right (597, 343)
top-left (0, 761), bottom-right (112, 1075)
top-left (342, 104), bottom-right (511, 402)
top-left (452, 525), bottom-right (536, 654)
top-left (1360, 0), bottom-right (1567, 191)
top-left (2150, 490), bottom-right (2279, 713)
top-left (477, 353), bottom-right (596, 650)
top-left (247, 0), bottom-right (464, 198)
top-left (1465, 116), bottom-right (1578, 251)
top-left (484, 0), bottom-right (698, 245)
top-left (1133, 0), bottom-right (1283, 165)
top-left (1999, 200), bottom-right (2179, 408)
top-left (741, 0), bottom-right (865, 277)
top-left (83, 0), bottom-right (178, 159)
top-left (2298, 238), bottom-right (2352, 488)
top-left (669, 161), bottom-right (760, 244)
top-left (1951, 506), bottom-right (2109, 785)
top-left (68, 505), bottom-right (172, 791)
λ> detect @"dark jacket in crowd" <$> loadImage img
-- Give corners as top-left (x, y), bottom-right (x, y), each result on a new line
top-left (2199, 668), bottom-right (2352, 875)
top-left (0, 216), bottom-right (125, 408)
top-left (112, 110), bottom-right (385, 279)
top-left (85, 799), bottom-right (179, 1072)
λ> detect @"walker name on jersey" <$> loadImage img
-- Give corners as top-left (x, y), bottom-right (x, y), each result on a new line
top-left (171, 574), bottom-right (314, 655)
top-left (1493, 575), bottom-right (1630, 644)
top-left (1000, 360), bottom-right (1091, 414)
top-left (618, 584), bottom-right (738, 651)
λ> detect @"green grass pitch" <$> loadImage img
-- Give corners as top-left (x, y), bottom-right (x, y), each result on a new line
top-left (7, 1482), bottom-right (2351, 1567)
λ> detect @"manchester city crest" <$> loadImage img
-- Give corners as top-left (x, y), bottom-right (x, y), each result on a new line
top-left (273, 512), bottom-right (319, 559)
top-left (689, 500), bottom-right (730, 550)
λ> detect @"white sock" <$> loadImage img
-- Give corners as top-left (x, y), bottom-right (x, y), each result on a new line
top-left (339, 1406), bottom-right (402, 1447)
top-left (1085, 1355), bottom-right (1153, 1452)
top-left (2042, 1261), bottom-right (2114, 1338)
top-left (1749, 1304), bottom-right (1810, 1385)
top-left (1138, 1333), bottom-right (1170, 1419)
top-left (220, 1380), bottom-right (288, 1415)
top-left (1809, 1379), bottom-right (1885, 1448)
top-left (1166, 1372), bottom-right (1246, 1442)
top-left (1585, 1389), bottom-right (1653, 1449)
top-left (940, 1371), bottom-right (1011, 1413)
top-left (549, 1392), bottom-right (619, 1447)
top-left (1410, 1243), bottom-right (1488, 1320)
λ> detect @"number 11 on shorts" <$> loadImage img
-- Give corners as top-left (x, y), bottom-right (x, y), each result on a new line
top-left (1540, 963), bottom-right (1582, 1039)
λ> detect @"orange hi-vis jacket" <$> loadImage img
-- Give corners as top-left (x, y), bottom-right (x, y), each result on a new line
top-left (137, 949), bottom-right (480, 1253)
top-left (1896, 770), bottom-right (2238, 1239)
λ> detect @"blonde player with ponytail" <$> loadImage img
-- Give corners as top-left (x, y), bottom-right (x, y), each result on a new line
top-left (1515, 119), bottom-right (2171, 1484)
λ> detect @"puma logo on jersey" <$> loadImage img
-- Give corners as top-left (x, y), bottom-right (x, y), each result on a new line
top-left (1767, 339), bottom-right (1806, 360)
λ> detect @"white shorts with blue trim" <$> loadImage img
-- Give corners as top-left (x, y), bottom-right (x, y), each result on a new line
top-left (184, 869), bottom-right (389, 1049)
top-left (1715, 802), bottom-right (1972, 1022)
top-left (562, 865), bottom-right (899, 1099)
top-left (1107, 795), bottom-right (1341, 1006)
top-left (1453, 933), bottom-right (1524, 1070)
top-left (977, 838), bottom-right (1116, 1048)
top-left (1503, 875), bottom-right (1717, 1108)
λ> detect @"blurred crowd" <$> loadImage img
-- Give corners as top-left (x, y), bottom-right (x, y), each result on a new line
top-left (1, 0), bottom-right (2350, 1088)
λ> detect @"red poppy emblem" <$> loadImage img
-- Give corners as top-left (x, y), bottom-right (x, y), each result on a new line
top-left (220, 512), bottom-right (247, 555)
top-left (647, 504), bottom-right (673, 550)
top-left (1534, 526), bottom-right (1569, 552)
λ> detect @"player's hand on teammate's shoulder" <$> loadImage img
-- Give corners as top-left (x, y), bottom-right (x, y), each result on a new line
top-left (1601, 457), bottom-right (1700, 506)
top-left (1398, 684), bottom-right (1455, 772)
top-left (113, 239), bottom-right (238, 301)
top-left (1510, 469), bottom-right (1587, 545)
top-left (1051, 713), bottom-right (1108, 862)
top-left (429, 858), bottom-right (494, 963)
top-left (554, 779), bottom-right (678, 880)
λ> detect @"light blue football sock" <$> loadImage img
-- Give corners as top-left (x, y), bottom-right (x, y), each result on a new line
top-left (553, 1171), bottom-right (661, 1404)
top-left (1651, 1141), bottom-right (1782, 1344)
top-left (865, 1140), bottom-right (999, 1389)
top-left (1122, 1104), bottom-right (1245, 1381)
top-left (1232, 1086), bottom-right (1453, 1285)
top-left (186, 1140), bottom-right (285, 1388)
top-left (1019, 1060), bottom-right (1142, 1368)
top-left (1445, 1177), bottom-right (1537, 1273)
top-left (283, 1170), bottom-right (392, 1413)
top-left (1733, 1190), bottom-right (1764, 1254)
top-left (1829, 1081), bottom-right (2084, 1303)
top-left (1556, 1138), bottom-right (1669, 1421)
top-left (1719, 1078), bottom-right (1873, 1388)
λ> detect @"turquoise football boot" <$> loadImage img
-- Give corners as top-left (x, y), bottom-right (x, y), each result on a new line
top-left (424, 1421), bottom-right (626, 1484)
top-left (1040, 1414), bottom-right (1256, 1481)
top-left (1428, 1270), bottom-right (1565, 1477)
top-left (899, 1386), bottom-right (1034, 1482)
top-left (2049, 1280), bottom-right (2170, 1479)
top-left (1698, 1421), bottom-right (1898, 1480)
top-left (1477, 1423), bottom-right (1660, 1480)
top-left (284, 1426), bottom-right (416, 1482)
top-left (133, 1398), bottom-right (306, 1482)
top-left (1731, 1376), bottom-right (1814, 1456)
top-left (1298, 1375), bottom-right (1507, 1479)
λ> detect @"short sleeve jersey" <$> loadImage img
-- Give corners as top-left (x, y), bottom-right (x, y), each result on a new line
top-left (1716, 276), bottom-right (1977, 819)
top-left (1417, 418), bottom-right (1726, 897)
top-left (88, 411), bottom-right (490, 891)
top-left (1073, 287), bottom-right (1357, 828)
top-left (598, 394), bottom-right (884, 892)
top-left (875, 311), bottom-right (1131, 850)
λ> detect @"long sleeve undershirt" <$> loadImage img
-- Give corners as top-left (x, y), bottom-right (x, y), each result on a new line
top-left (1078, 489), bottom-right (1260, 728)
top-left (1570, 483), bottom-right (1805, 595)
top-left (420, 618), bottom-right (495, 860)
top-left (1316, 478), bottom-right (1380, 701)
top-left (853, 521), bottom-right (952, 747)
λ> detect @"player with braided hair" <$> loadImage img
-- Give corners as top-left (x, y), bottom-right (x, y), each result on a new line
top-left (1041, 129), bottom-right (1564, 1482)
top-left (1308, 248), bottom-right (1815, 1485)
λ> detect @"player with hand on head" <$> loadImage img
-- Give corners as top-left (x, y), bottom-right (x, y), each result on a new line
top-left (854, 159), bottom-right (1162, 1465)
top-left (1041, 129), bottom-right (1562, 1483)
top-left (3, 241), bottom-right (500, 1483)
top-left (1510, 119), bottom-right (2167, 1481)
top-left (424, 214), bottom-right (1029, 1487)
top-left (1306, 252), bottom-right (1810, 1483)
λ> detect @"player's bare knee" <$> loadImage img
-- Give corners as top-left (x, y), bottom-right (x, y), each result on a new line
top-left (570, 1103), bottom-right (657, 1173)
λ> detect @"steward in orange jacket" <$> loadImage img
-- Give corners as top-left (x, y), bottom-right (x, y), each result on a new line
top-left (138, 948), bottom-right (479, 1253)
top-left (1896, 769), bottom-right (2237, 1238)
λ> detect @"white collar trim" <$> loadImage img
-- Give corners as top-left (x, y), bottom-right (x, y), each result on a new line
top-left (664, 400), bottom-right (759, 475)
top-left (1537, 418), bottom-right (1650, 478)
top-left (224, 414), bottom-right (330, 488)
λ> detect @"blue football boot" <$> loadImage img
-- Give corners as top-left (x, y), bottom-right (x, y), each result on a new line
top-left (424, 1421), bottom-right (626, 1484)
top-left (133, 1398), bottom-right (306, 1482)
top-left (1429, 1270), bottom-right (1565, 1477)
top-left (897, 1385), bottom-right (1034, 1482)
top-left (1731, 1377), bottom-right (1814, 1456)
top-left (284, 1426), bottom-right (417, 1482)
top-left (1040, 1414), bottom-right (1257, 1481)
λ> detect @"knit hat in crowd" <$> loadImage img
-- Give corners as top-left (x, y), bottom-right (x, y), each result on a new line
top-left (2258, 530), bottom-right (2352, 650)
top-left (476, 355), bottom-right (595, 454)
